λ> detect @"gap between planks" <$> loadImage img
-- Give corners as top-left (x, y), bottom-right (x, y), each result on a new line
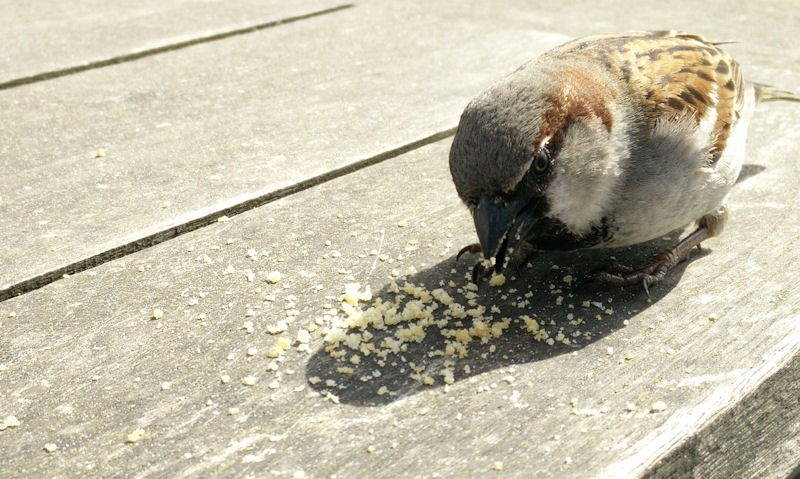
top-left (0, 4), bottom-right (354, 91)
top-left (0, 127), bottom-right (457, 302)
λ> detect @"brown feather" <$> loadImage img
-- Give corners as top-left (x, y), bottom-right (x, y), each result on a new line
top-left (541, 31), bottom-right (746, 162)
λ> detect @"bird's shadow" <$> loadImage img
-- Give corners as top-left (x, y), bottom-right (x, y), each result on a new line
top-left (306, 233), bottom-right (710, 406)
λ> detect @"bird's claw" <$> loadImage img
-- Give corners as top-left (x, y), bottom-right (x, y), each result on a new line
top-left (456, 243), bottom-right (482, 261)
top-left (576, 251), bottom-right (676, 298)
top-left (455, 243), bottom-right (494, 285)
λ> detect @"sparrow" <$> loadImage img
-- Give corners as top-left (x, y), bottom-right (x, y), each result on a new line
top-left (450, 31), bottom-right (799, 294)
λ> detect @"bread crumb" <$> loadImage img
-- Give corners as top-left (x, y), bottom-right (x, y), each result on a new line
top-left (43, 443), bottom-right (58, 453)
top-left (624, 352), bottom-right (635, 361)
top-left (266, 271), bottom-right (282, 283)
top-left (126, 429), bottom-right (145, 444)
top-left (1, 415), bottom-right (20, 430)
top-left (651, 401), bottom-right (668, 412)
top-left (220, 374), bottom-right (231, 384)
top-left (266, 322), bottom-right (287, 335)
top-left (161, 382), bottom-right (171, 391)
top-left (489, 273), bottom-right (506, 287)
top-left (242, 376), bottom-right (257, 386)
top-left (493, 461), bottom-right (504, 471)
top-left (151, 309), bottom-right (164, 320)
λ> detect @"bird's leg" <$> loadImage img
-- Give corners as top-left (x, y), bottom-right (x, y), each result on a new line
top-left (586, 225), bottom-right (711, 297)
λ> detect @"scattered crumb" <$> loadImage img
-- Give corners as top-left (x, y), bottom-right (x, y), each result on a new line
top-left (126, 429), bottom-right (145, 444)
top-left (242, 376), bottom-right (257, 386)
top-left (266, 271), bottom-right (282, 284)
top-left (160, 382), bottom-right (171, 391)
top-left (488, 273), bottom-right (506, 287)
top-left (651, 401), bottom-right (668, 413)
top-left (493, 461), bottom-right (504, 471)
top-left (151, 309), bottom-right (164, 320)
top-left (0, 415), bottom-right (20, 430)
top-left (43, 443), bottom-right (58, 453)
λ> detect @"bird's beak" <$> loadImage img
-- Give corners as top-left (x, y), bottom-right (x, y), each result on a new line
top-left (473, 193), bottom-right (538, 272)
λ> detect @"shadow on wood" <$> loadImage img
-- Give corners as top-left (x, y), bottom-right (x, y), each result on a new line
top-left (306, 233), bottom-right (710, 406)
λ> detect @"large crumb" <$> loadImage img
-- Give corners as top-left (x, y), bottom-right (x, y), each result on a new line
top-left (125, 429), bottom-right (145, 444)
top-left (488, 273), bottom-right (506, 287)
top-left (0, 415), bottom-right (20, 430)
top-left (266, 271), bottom-right (282, 284)
top-left (651, 401), bottom-right (668, 412)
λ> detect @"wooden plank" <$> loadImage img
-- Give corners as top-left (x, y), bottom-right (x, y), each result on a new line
top-left (0, 3), bottom-right (568, 293)
top-left (1, 99), bottom-right (799, 475)
top-left (0, 0), bottom-right (346, 85)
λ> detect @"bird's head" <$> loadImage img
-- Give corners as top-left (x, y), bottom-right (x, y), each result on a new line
top-left (449, 61), bottom-right (625, 272)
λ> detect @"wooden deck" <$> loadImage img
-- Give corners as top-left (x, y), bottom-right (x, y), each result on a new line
top-left (1, 1), bottom-right (799, 477)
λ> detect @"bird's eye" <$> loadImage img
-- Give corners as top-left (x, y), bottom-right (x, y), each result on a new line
top-left (532, 148), bottom-right (551, 174)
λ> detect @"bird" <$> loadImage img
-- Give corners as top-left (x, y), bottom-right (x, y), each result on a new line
top-left (449, 31), bottom-right (799, 295)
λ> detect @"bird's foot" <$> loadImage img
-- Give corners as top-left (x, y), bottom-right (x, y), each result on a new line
top-left (576, 226), bottom-right (711, 298)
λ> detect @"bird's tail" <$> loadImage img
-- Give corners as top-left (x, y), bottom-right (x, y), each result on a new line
top-left (752, 82), bottom-right (800, 104)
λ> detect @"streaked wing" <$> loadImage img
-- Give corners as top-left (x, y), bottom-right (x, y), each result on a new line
top-left (542, 31), bottom-right (745, 160)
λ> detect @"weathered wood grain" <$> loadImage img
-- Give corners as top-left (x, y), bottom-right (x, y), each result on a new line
top-left (0, 2), bottom-right (567, 293)
top-left (1, 118), bottom-right (798, 476)
top-left (2, 1), bottom-right (800, 476)
top-left (0, 0), bottom-right (346, 86)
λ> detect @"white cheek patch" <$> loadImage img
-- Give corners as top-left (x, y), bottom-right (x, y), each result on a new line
top-left (545, 120), bottom-right (623, 236)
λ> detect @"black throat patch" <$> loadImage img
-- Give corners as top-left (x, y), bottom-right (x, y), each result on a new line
top-left (526, 216), bottom-right (615, 251)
